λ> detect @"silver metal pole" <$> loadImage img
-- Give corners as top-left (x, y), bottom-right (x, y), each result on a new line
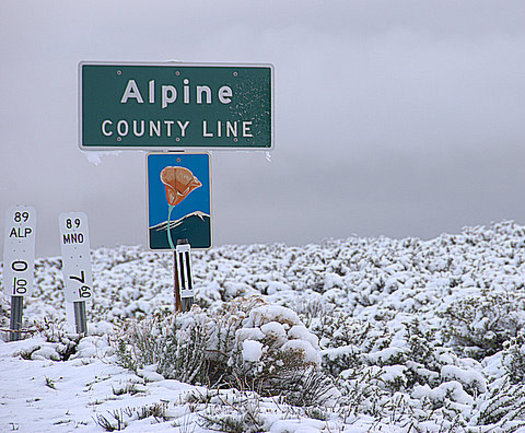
top-left (9, 296), bottom-right (23, 342)
top-left (73, 301), bottom-right (87, 335)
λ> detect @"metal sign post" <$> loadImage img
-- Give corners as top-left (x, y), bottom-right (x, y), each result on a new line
top-left (174, 240), bottom-right (194, 313)
top-left (147, 153), bottom-right (210, 312)
top-left (3, 206), bottom-right (36, 341)
top-left (177, 241), bottom-right (195, 312)
top-left (9, 296), bottom-right (24, 341)
top-left (58, 212), bottom-right (93, 336)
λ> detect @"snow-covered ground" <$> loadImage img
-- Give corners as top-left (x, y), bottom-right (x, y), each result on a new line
top-left (1, 221), bottom-right (525, 432)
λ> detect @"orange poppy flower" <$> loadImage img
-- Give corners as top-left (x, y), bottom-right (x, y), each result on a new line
top-left (160, 166), bottom-right (202, 206)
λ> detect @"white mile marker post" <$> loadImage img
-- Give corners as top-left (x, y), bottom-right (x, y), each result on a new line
top-left (58, 212), bottom-right (93, 335)
top-left (3, 206), bottom-right (36, 342)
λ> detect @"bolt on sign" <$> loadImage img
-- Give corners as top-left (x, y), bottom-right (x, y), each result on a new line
top-left (3, 206), bottom-right (36, 297)
top-left (147, 153), bottom-right (211, 250)
top-left (79, 62), bottom-right (274, 150)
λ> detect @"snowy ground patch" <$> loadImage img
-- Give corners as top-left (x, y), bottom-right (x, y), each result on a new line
top-left (1, 221), bottom-right (525, 432)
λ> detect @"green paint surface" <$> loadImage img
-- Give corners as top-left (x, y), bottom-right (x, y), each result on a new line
top-left (80, 63), bottom-right (272, 149)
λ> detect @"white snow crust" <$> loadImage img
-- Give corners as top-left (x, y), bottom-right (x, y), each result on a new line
top-left (1, 221), bottom-right (525, 432)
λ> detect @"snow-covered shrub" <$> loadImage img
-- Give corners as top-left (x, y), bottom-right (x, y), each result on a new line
top-left (404, 320), bottom-right (438, 365)
top-left (503, 328), bottom-right (525, 384)
top-left (322, 344), bottom-right (362, 379)
top-left (113, 296), bottom-right (334, 405)
top-left (472, 377), bottom-right (525, 430)
top-left (321, 314), bottom-right (489, 425)
top-left (402, 320), bottom-right (448, 389)
top-left (440, 290), bottom-right (525, 360)
top-left (335, 367), bottom-right (391, 418)
top-left (114, 307), bottom-right (222, 384)
top-left (293, 291), bottom-right (331, 327)
top-left (315, 313), bottom-right (404, 379)
top-left (95, 401), bottom-right (169, 432)
top-left (198, 390), bottom-right (265, 433)
top-left (33, 316), bottom-right (73, 343)
top-left (16, 337), bottom-right (78, 362)
top-left (229, 302), bottom-right (337, 406)
top-left (11, 317), bottom-right (81, 361)
top-left (322, 314), bottom-right (371, 347)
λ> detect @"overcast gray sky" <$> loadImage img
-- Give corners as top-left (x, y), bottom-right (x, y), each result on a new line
top-left (2, 0), bottom-right (525, 257)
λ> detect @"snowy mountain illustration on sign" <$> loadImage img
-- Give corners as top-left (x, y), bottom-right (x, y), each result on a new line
top-left (149, 211), bottom-right (211, 249)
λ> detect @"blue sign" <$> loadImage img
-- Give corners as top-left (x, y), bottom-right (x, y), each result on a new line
top-left (147, 153), bottom-right (211, 249)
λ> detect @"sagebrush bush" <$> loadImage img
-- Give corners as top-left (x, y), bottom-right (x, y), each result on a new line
top-left (11, 317), bottom-right (81, 361)
top-left (473, 377), bottom-right (525, 430)
top-left (310, 313), bottom-right (374, 349)
top-left (114, 305), bottom-right (235, 385)
top-left (503, 328), bottom-right (525, 384)
top-left (440, 290), bottom-right (525, 360)
top-left (113, 296), bottom-right (335, 405)
top-left (402, 319), bottom-right (446, 389)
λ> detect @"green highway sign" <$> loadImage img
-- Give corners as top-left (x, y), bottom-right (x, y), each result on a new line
top-left (79, 62), bottom-right (273, 150)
